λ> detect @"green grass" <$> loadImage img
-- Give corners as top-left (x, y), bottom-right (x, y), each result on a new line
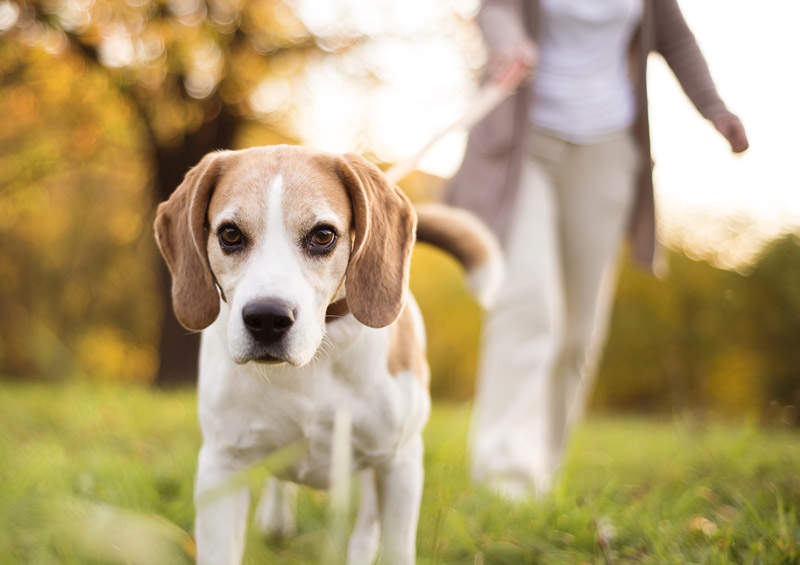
top-left (1, 382), bottom-right (799, 564)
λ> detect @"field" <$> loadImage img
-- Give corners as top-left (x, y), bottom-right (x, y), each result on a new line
top-left (1, 383), bottom-right (799, 564)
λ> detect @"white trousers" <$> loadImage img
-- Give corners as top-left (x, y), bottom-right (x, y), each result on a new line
top-left (470, 128), bottom-right (639, 496)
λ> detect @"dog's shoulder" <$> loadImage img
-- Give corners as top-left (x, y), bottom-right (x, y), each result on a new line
top-left (387, 296), bottom-right (429, 388)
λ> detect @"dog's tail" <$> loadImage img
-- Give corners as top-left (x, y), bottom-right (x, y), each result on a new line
top-left (415, 203), bottom-right (505, 309)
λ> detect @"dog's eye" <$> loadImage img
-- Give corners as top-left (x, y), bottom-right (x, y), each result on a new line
top-left (311, 229), bottom-right (335, 246)
top-left (306, 226), bottom-right (337, 256)
top-left (218, 225), bottom-right (245, 251)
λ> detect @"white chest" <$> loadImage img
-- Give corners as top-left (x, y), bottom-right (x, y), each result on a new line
top-left (197, 318), bottom-right (430, 489)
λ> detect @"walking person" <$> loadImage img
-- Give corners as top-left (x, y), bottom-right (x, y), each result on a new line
top-left (447, 0), bottom-right (749, 499)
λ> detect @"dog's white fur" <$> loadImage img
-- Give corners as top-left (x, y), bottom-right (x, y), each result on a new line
top-left (216, 174), bottom-right (333, 366)
top-left (154, 146), bottom-right (502, 565)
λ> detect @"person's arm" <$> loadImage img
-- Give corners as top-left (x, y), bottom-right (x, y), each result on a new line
top-left (654, 0), bottom-right (748, 152)
top-left (478, 0), bottom-right (537, 82)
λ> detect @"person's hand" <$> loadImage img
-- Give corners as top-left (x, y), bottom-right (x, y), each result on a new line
top-left (489, 39), bottom-right (537, 85)
top-left (712, 112), bottom-right (749, 154)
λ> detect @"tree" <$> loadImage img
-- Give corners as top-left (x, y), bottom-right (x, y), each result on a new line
top-left (743, 235), bottom-right (800, 418)
top-left (2, 0), bottom-right (364, 384)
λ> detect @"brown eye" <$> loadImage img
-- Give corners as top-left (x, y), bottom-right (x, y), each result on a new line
top-left (218, 225), bottom-right (244, 251)
top-left (312, 229), bottom-right (334, 246)
top-left (306, 226), bottom-right (337, 255)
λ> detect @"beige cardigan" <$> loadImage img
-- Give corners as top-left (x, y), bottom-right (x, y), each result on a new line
top-left (445, 0), bottom-right (733, 269)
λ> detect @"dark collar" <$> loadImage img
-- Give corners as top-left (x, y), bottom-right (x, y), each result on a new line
top-left (325, 298), bottom-right (350, 323)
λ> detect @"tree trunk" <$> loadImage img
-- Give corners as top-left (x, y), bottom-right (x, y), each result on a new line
top-left (154, 102), bottom-right (239, 386)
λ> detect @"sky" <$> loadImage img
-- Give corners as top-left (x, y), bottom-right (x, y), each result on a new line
top-left (292, 0), bottom-right (798, 268)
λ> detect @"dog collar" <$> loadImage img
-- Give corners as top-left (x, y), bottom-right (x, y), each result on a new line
top-left (325, 298), bottom-right (350, 323)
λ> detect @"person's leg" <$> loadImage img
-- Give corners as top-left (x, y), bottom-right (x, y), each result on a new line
top-left (547, 131), bottom-right (640, 466)
top-left (469, 140), bottom-right (566, 498)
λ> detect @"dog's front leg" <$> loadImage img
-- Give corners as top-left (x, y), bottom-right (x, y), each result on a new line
top-left (347, 468), bottom-right (380, 565)
top-left (375, 435), bottom-right (424, 565)
top-left (194, 445), bottom-right (251, 565)
top-left (254, 477), bottom-right (298, 539)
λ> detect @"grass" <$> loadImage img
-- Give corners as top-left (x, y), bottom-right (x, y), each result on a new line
top-left (1, 382), bottom-right (799, 564)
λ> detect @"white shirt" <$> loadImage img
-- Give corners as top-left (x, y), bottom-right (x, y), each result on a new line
top-left (530, 0), bottom-right (643, 143)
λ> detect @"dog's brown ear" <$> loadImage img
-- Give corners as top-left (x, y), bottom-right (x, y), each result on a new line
top-left (154, 151), bottom-right (228, 331)
top-left (336, 153), bottom-right (417, 328)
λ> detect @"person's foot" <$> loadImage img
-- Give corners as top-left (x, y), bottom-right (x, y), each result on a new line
top-left (487, 475), bottom-right (531, 502)
top-left (485, 471), bottom-right (552, 503)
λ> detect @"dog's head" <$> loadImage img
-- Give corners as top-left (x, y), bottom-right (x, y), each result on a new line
top-left (154, 146), bottom-right (416, 366)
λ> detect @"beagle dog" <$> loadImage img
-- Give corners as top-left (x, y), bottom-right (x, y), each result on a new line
top-left (154, 145), bottom-right (502, 565)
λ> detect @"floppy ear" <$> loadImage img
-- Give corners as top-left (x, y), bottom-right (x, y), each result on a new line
top-left (153, 151), bottom-right (228, 331)
top-left (336, 153), bottom-right (417, 328)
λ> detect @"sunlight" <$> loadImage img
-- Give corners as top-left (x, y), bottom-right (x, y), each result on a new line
top-left (291, 0), bottom-right (798, 267)
top-left (649, 0), bottom-right (800, 266)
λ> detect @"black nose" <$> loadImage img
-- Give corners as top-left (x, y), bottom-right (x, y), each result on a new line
top-left (242, 299), bottom-right (295, 345)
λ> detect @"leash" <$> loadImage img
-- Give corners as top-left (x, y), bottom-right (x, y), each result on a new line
top-left (384, 61), bottom-right (529, 185)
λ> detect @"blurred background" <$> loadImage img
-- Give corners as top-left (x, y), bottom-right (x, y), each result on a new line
top-left (1, 0), bottom-right (798, 420)
top-left (2, 1), bottom-right (800, 563)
